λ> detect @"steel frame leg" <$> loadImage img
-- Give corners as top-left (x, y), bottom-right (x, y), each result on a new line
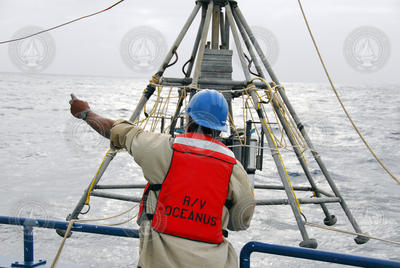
top-left (231, 7), bottom-right (336, 227)
top-left (169, 89), bottom-right (188, 136)
top-left (185, 3), bottom-right (207, 78)
top-left (56, 150), bottom-right (117, 238)
top-left (130, 2), bottom-right (202, 123)
top-left (190, 0), bottom-right (214, 89)
top-left (62, 2), bottom-right (203, 237)
top-left (233, 4), bottom-right (368, 244)
top-left (226, 2), bottom-right (316, 248)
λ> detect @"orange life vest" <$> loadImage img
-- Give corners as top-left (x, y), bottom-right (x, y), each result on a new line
top-left (138, 133), bottom-right (236, 244)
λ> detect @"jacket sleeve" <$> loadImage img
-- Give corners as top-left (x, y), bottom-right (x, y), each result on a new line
top-left (227, 162), bottom-right (256, 231)
top-left (110, 119), bottom-right (173, 184)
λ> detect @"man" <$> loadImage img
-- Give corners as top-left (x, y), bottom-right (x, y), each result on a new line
top-left (69, 89), bottom-right (255, 268)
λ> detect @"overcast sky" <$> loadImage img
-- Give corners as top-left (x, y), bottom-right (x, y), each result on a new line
top-left (0, 0), bottom-right (399, 84)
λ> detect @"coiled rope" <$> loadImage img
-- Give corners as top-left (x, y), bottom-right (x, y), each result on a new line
top-left (296, 0), bottom-right (400, 185)
top-left (0, 0), bottom-right (125, 45)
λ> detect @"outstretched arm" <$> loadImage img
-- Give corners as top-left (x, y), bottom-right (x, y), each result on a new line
top-left (69, 94), bottom-right (115, 139)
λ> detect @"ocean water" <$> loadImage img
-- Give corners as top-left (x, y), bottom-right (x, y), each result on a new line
top-left (0, 72), bottom-right (399, 267)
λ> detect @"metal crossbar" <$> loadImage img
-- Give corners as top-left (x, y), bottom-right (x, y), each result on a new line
top-left (62, 0), bottom-right (370, 249)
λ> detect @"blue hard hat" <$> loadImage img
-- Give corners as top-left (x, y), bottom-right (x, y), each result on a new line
top-left (186, 89), bottom-right (229, 132)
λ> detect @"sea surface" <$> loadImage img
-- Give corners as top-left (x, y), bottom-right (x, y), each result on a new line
top-left (0, 72), bottom-right (399, 267)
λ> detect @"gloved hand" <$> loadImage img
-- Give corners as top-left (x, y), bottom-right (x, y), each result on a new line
top-left (69, 93), bottom-right (90, 119)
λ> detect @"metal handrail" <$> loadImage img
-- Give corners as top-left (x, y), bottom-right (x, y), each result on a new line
top-left (0, 216), bottom-right (139, 267)
top-left (0, 216), bottom-right (139, 238)
top-left (2, 217), bottom-right (400, 268)
top-left (240, 241), bottom-right (400, 268)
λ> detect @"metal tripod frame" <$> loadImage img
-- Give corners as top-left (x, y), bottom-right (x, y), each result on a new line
top-left (63, 0), bottom-right (369, 248)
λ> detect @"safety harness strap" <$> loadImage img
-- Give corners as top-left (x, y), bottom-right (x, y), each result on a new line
top-left (148, 184), bottom-right (162, 191)
top-left (225, 199), bottom-right (233, 210)
top-left (138, 184), bottom-right (162, 224)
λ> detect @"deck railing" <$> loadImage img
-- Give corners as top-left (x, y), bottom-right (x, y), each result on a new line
top-left (1, 216), bottom-right (400, 268)
top-left (0, 216), bottom-right (139, 267)
top-left (240, 241), bottom-right (400, 268)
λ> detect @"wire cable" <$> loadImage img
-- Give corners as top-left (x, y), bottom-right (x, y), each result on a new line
top-left (296, 0), bottom-right (400, 185)
top-left (0, 0), bottom-right (125, 45)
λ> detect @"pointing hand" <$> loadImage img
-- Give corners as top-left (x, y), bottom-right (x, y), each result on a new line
top-left (69, 93), bottom-right (90, 119)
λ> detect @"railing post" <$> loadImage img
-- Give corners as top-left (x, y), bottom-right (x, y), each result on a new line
top-left (239, 242), bottom-right (254, 268)
top-left (24, 225), bottom-right (34, 263)
top-left (0, 215), bottom-right (139, 267)
top-left (11, 225), bottom-right (47, 267)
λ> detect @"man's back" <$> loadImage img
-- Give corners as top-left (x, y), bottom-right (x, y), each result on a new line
top-left (110, 121), bottom-right (256, 268)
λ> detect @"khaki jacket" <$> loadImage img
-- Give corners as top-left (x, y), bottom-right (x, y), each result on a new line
top-left (110, 120), bottom-right (256, 268)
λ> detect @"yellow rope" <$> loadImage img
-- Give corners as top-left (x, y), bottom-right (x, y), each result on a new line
top-left (244, 86), bottom-right (265, 145)
top-left (275, 89), bottom-right (307, 150)
top-left (263, 91), bottom-right (287, 148)
top-left (261, 115), bottom-right (303, 214)
top-left (84, 149), bottom-right (112, 205)
top-left (164, 87), bottom-right (187, 134)
top-left (228, 111), bottom-right (245, 146)
top-left (243, 93), bottom-right (249, 145)
top-left (153, 86), bottom-right (173, 132)
top-left (150, 96), bottom-right (164, 132)
top-left (246, 97), bottom-right (261, 140)
top-left (140, 85), bottom-right (162, 129)
top-left (249, 79), bottom-right (300, 151)
top-left (305, 221), bottom-right (400, 246)
top-left (51, 204), bottom-right (138, 268)
top-left (106, 212), bottom-right (139, 226)
top-left (245, 82), bottom-right (303, 214)
top-left (297, 0), bottom-right (400, 185)
top-left (274, 92), bottom-right (309, 166)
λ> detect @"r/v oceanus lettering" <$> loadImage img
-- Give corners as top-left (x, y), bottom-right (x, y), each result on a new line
top-left (164, 195), bottom-right (217, 226)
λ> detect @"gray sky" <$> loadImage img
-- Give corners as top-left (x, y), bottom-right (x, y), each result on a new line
top-left (0, 0), bottom-right (399, 84)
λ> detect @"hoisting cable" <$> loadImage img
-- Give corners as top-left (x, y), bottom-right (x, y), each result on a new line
top-left (296, 0), bottom-right (400, 185)
top-left (165, 51), bottom-right (179, 69)
top-left (182, 57), bottom-right (193, 77)
top-left (244, 53), bottom-right (262, 78)
top-left (0, 0), bottom-right (125, 45)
